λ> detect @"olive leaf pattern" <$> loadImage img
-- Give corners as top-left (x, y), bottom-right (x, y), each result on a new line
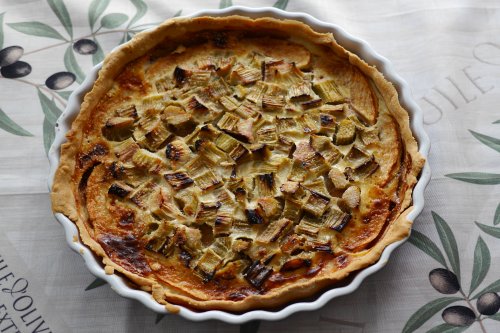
top-left (405, 119), bottom-right (500, 332)
top-left (426, 323), bottom-right (469, 333)
top-left (84, 277), bottom-right (107, 291)
top-left (273, 0), bottom-right (290, 10)
top-left (219, 0), bottom-right (233, 9)
top-left (446, 123), bottom-right (500, 185)
top-left (0, 12), bottom-right (35, 137)
top-left (405, 211), bottom-right (500, 332)
top-left (474, 209), bottom-right (500, 276)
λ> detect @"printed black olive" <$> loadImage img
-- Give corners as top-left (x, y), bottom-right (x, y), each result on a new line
top-left (428, 268), bottom-right (460, 294)
top-left (476, 292), bottom-right (500, 315)
top-left (0, 61), bottom-right (32, 78)
top-left (45, 71), bottom-right (76, 90)
top-left (442, 306), bottom-right (476, 327)
top-left (73, 39), bottom-right (98, 55)
top-left (0, 46), bottom-right (24, 67)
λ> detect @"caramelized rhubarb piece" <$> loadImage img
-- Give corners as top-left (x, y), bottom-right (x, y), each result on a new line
top-left (164, 171), bottom-right (194, 190)
top-left (165, 140), bottom-right (191, 165)
top-left (255, 173), bottom-right (276, 197)
top-left (246, 81), bottom-right (267, 104)
top-left (295, 215), bottom-right (322, 237)
top-left (276, 117), bottom-right (298, 134)
top-left (328, 168), bottom-right (349, 189)
top-left (359, 126), bottom-right (379, 145)
top-left (344, 145), bottom-right (373, 169)
top-left (185, 95), bottom-right (209, 113)
top-left (322, 207), bottom-right (351, 231)
top-left (189, 70), bottom-right (212, 86)
top-left (288, 82), bottom-right (314, 100)
top-left (235, 100), bottom-right (259, 119)
top-left (296, 114), bottom-right (319, 134)
top-left (288, 159), bottom-right (307, 182)
top-left (335, 118), bottom-right (356, 145)
top-left (173, 66), bottom-right (190, 86)
top-left (345, 159), bottom-right (379, 181)
top-left (245, 208), bottom-right (264, 225)
top-left (230, 63), bottom-right (261, 85)
top-left (195, 238), bottom-right (232, 280)
top-left (219, 95), bottom-right (240, 111)
top-left (282, 198), bottom-right (303, 221)
top-left (140, 122), bottom-right (171, 150)
top-left (243, 260), bottom-right (273, 288)
top-left (129, 180), bottom-right (157, 209)
top-left (196, 249), bottom-right (222, 280)
top-left (162, 106), bottom-right (196, 136)
top-left (302, 177), bottom-right (330, 196)
top-left (155, 77), bottom-right (173, 93)
top-left (293, 142), bottom-right (328, 176)
top-left (114, 138), bottom-right (139, 162)
top-left (195, 140), bottom-right (226, 165)
top-left (208, 77), bottom-right (231, 99)
top-left (313, 80), bottom-right (345, 104)
top-left (217, 113), bottom-right (240, 132)
top-left (257, 197), bottom-right (281, 218)
top-left (151, 188), bottom-right (184, 220)
top-left (108, 182), bottom-right (133, 198)
top-left (310, 134), bottom-right (342, 165)
top-left (132, 149), bottom-right (164, 173)
top-left (280, 181), bottom-right (300, 195)
top-left (319, 113), bottom-right (337, 134)
top-left (195, 201), bottom-right (221, 225)
top-left (280, 258), bottom-right (311, 272)
top-left (341, 185), bottom-right (361, 209)
top-left (214, 214), bottom-right (233, 237)
top-left (256, 218), bottom-right (292, 243)
top-left (105, 116), bottom-right (135, 130)
top-left (303, 190), bottom-right (331, 217)
top-left (193, 169), bottom-right (222, 191)
top-left (115, 105), bottom-right (138, 118)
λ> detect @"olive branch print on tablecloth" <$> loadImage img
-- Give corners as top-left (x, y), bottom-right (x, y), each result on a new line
top-left (405, 211), bottom-right (500, 333)
top-left (0, 0), bottom-right (180, 154)
top-left (446, 122), bottom-right (500, 185)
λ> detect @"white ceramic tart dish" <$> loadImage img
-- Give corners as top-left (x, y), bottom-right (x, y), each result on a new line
top-left (48, 6), bottom-right (430, 323)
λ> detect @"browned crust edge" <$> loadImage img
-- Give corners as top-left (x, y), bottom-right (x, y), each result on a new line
top-left (51, 16), bottom-right (425, 312)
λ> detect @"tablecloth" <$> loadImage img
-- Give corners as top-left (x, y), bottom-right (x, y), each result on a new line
top-left (0, 0), bottom-right (499, 332)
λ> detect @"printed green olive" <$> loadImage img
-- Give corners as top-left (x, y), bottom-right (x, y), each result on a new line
top-left (477, 292), bottom-right (500, 315)
top-left (73, 39), bottom-right (98, 55)
top-left (45, 71), bottom-right (76, 90)
top-left (442, 306), bottom-right (476, 327)
top-left (0, 46), bottom-right (24, 67)
top-left (0, 61), bottom-right (32, 78)
top-left (428, 268), bottom-right (460, 294)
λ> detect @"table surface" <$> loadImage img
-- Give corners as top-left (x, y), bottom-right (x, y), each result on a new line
top-left (1, 0), bottom-right (499, 332)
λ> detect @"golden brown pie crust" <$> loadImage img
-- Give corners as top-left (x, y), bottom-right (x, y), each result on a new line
top-left (51, 16), bottom-right (424, 312)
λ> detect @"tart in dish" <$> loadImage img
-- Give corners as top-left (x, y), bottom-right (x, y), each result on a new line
top-left (51, 16), bottom-right (424, 312)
